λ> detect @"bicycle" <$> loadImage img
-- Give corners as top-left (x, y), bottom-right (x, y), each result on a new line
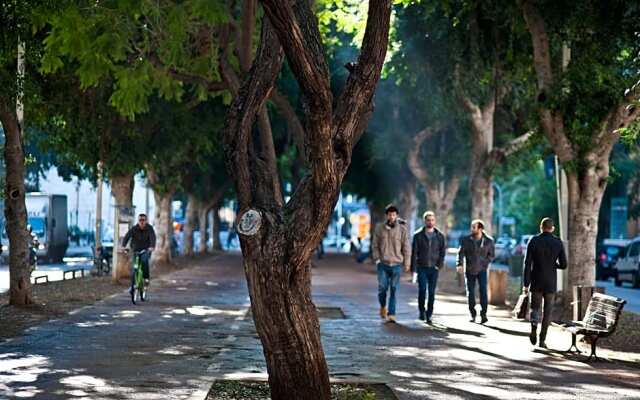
top-left (129, 249), bottom-right (149, 304)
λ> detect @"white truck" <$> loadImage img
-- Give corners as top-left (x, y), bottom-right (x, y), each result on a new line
top-left (26, 193), bottom-right (69, 263)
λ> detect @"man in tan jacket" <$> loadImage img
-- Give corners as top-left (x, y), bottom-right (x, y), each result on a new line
top-left (372, 204), bottom-right (411, 322)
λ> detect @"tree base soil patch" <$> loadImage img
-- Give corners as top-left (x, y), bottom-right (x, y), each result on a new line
top-left (205, 380), bottom-right (397, 400)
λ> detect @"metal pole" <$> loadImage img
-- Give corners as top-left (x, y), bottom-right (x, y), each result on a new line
top-left (95, 161), bottom-right (103, 248)
top-left (145, 180), bottom-right (150, 216)
top-left (75, 179), bottom-right (80, 227)
top-left (492, 182), bottom-right (503, 237)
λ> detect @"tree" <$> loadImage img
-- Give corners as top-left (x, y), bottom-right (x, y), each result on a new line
top-left (222, 1), bottom-right (392, 398)
top-left (520, 0), bottom-right (640, 288)
top-left (0, 0), bottom-right (51, 305)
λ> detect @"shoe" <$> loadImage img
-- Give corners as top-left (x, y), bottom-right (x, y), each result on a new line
top-left (426, 319), bottom-right (433, 325)
top-left (379, 307), bottom-right (388, 319)
top-left (387, 315), bottom-right (397, 323)
top-left (480, 315), bottom-right (488, 324)
top-left (418, 312), bottom-right (426, 321)
top-left (529, 324), bottom-right (538, 345)
top-left (539, 341), bottom-right (547, 349)
top-left (469, 315), bottom-right (476, 323)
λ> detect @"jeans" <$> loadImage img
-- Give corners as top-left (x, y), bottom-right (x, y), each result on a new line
top-left (465, 270), bottom-right (488, 317)
top-left (530, 291), bottom-right (554, 341)
top-left (417, 267), bottom-right (439, 319)
top-left (378, 263), bottom-right (402, 315)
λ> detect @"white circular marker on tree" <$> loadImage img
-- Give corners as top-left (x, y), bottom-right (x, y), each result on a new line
top-left (237, 209), bottom-right (262, 236)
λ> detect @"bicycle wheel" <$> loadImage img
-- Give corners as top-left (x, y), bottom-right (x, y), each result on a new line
top-left (136, 263), bottom-right (145, 303)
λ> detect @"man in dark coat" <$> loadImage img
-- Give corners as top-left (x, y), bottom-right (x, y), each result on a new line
top-left (523, 217), bottom-right (568, 348)
top-left (456, 219), bottom-right (495, 324)
top-left (122, 213), bottom-right (156, 290)
top-left (411, 211), bottom-right (446, 324)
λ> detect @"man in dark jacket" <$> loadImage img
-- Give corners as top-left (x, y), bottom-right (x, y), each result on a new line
top-left (523, 217), bottom-right (567, 348)
top-left (122, 214), bottom-right (156, 288)
top-left (456, 219), bottom-right (495, 323)
top-left (411, 211), bottom-right (446, 324)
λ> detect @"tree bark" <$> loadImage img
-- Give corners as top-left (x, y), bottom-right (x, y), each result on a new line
top-left (396, 177), bottom-right (417, 234)
top-left (222, 1), bottom-right (392, 398)
top-left (407, 128), bottom-right (462, 237)
top-left (152, 190), bottom-right (174, 263)
top-left (198, 204), bottom-right (208, 254)
top-left (0, 102), bottom-right (32, 306)
top-left (183, 194), bottom-right (198, 256)
top-left (212, 205), bottom-right (223, 251)
top-left (521, 0), bottom-right (640, 292)
top-left (110, 172), bottom-right (135, 281)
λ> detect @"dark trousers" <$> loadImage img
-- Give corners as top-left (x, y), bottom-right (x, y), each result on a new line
top-left (465, 270), bottom-right (488, 317)
top-left (530, 291), bottom-right (554, 341)
top-left (417, 267), bottom-right (439, 319)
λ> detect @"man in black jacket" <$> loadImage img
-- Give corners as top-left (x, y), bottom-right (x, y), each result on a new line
top-left (122, 214), bottom-right (156, 289)
top-left (411, 211), bottom-right (446, 324)
top-left (523, 217), bottom-right (567, 348)
top-left (456, 220), bottom-right (495, 324)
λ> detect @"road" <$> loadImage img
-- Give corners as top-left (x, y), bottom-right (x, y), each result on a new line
top-left (0, 246), bottom-right (93, 294)
top-left (598, 278), bottom-right (640, 313)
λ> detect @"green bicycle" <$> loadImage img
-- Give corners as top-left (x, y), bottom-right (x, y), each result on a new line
top-left (130, 249), bottom-right (148, 304)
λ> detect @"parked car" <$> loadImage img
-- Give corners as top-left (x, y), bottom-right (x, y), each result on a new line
top-left (494, 236), bottom-right (515, 264)
top-left (512, 235), bottom-right (534, 256)
top-left (614, 237), bottom-right (640, 288)
top-left (596, 239), bottom-right (630, 281)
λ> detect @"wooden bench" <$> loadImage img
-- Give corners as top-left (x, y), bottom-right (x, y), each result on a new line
top-left (33, 275), bottom-right (49, 284)
top-left (557, 292), bottom-right (626, 361)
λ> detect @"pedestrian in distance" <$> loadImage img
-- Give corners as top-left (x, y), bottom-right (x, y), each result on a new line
top-left (523, 217), bottom-right (567, 349)
top-left (411, 211), bottom-right (446, 324)
top-left (456, 219), bottom-right (495, 324)
top-left (372, 204), bottom-right (411, 323)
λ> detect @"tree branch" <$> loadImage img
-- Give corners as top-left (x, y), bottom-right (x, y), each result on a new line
top-left (223, 18), bottom-right (284, 209)
top-left (487, 130), bottom-right (535, 169)
top-left (270, 89), bottom-right (308, 165)
top-left (407, 128), bottom-right (435, 186)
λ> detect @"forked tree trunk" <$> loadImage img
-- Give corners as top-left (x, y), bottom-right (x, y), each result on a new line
top-left (521, 0), bottom-right (639, 295)
top-left (183, 194), bottom-right (198, 256)
top-left (470, 169), bottom-right (494, 235)
top-left (396, 177), bottom-right (417, 234)
top-left (0, 103), bottom-right (32, 305)
top-left (223, 3), bottom-right (392, 398)
top-left (212, 205), bottom-right (223, 251)
top-left (198, 204), bottom-right (208, 254)
top-left (153, 190), bottom-right (174, 263)
top-left (111, 172), bottom-right (134, 280)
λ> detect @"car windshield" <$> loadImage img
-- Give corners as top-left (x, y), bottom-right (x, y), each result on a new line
top-left (28, 217), bottom-right (46, 238)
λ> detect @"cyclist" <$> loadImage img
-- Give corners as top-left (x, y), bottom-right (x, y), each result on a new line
top-left (122, 214), bottom-right (156, 295)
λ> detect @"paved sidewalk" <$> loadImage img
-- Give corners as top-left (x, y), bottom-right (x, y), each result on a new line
top-left (1, 253), bottom-right (639, 399)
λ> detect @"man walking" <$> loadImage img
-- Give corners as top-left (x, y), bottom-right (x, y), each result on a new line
top-left (523, 217), bottom-right (567, 348)
top-left (456, 219), bottom-right (495, 324)
top-left (372, 204), bottom-right (411, 323)
top-left (411, 211), bottom-right (446, 324)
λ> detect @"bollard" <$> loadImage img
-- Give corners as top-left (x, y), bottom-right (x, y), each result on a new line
top-left (488, 268), bottom-right (508, 305)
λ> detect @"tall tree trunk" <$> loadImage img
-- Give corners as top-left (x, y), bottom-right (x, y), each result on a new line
top-left (183, 194), bottom-right (198, 256)
top-left (152, 190), bottom-right (174, 263)
top-left (0, 103), bottom-right (32, 305)
top-left (212, 205), bottom-right (223, 251)
top-left (425, 177), bottom-right (461, 238)
top-left (469, 168), bottom-right (494, 235)
top-left (223, 2), bottom-right (392, 397)
top-left (110, 172), bottom-right (134, 281)
top-left (396, 177), bottom-right (417, 234)
top-left (198, 204), bottom-right (208, 254)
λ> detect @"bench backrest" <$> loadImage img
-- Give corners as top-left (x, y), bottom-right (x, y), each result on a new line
top-left (582, 293), bottom-right (626, 335)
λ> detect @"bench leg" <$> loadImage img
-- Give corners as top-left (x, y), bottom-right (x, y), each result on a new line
top-left (567, 334), bottom-right (581, 353)
top-left (586, 337), bottom-right (601, 362)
